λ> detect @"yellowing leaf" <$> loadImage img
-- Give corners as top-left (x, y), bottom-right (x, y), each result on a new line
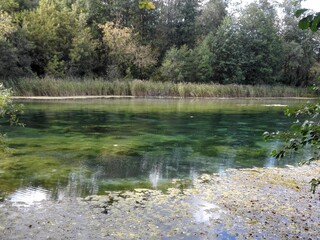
top-left (146, 2), bottom-right (155, 10)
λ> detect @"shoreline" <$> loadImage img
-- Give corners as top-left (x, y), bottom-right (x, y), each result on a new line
top-left (1, 162), bottom-right (319, 239)
top-left (11, 95), bottom-right (317, 101)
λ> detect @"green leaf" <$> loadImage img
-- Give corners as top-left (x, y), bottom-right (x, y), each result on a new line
top-left (139, 2), bottom-right (146, 9)
top-left (310, 16), bottom-right (320, 32)
top-left (298, 17), bottom-right (310, 30)
top-left (290, 124), bottom-right (301, 132)
top-left (294, 9), bottom-right (308, 18)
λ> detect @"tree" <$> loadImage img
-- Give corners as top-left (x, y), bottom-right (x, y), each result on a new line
top-left (210, 17), bottom-right (246, 84)
top-left (139, 0), bottom-right (155, 10)
top-left (99, 21), bottom-right (156, 78)
top-left (22, 0), bottom-right (98, 77)
top-left (0, 11), bottom-right (16, 37)
top-left (235, 1), bottom-right (283, 84)
top-left (160, 45), bottom-right (195, 82)
top-left (279, 0), bottom-right (318, 86)
top-left (194, 33), bottom-right (214, 82)
top-left (196, 0), bottom-right (228, 37)
top-left (177, 0), bottom-right (200, 47)
top-left (0, 84), bottom-right (23, 152)
top-left (264, 6), bottom-right (320, 193)
top-left (0, 11), bottom-right (33, 78)
top-left (295, 8), bottom-right (320, 32)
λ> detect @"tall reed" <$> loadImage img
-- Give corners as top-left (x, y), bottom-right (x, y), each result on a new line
top-left (2, 77), bottom-right (311, 98)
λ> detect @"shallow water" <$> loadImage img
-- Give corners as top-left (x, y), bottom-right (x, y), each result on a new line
top-left (0, 98), bottom-right (307, 203)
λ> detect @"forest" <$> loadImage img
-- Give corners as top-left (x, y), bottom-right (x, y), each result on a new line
top-left (0, 0), bottom-right (320, 87)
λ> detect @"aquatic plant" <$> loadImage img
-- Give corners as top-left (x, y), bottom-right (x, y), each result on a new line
top-left (3, 77), bottom-right (311, 98)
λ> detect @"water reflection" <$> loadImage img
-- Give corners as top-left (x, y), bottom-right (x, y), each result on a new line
top-left (58, 169), bottom-right (101, 199)
top-left (191, 198), bottom-right (225, 223)
top-left (149, 164), bottom-right (162, 188)
top-left (9, 187), bottom-right (50, 206)
top-left (1, 99), bottom-right (307, 201)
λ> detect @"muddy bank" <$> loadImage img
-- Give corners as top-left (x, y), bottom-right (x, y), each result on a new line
top-left (0, 162), bottom-right (319, 239)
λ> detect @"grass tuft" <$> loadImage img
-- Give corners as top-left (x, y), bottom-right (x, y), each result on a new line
top-left (2, 77), bottom-right (311, 98)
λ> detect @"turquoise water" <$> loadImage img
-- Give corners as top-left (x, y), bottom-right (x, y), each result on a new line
top-left (0, 98), bottom-right (306, 203)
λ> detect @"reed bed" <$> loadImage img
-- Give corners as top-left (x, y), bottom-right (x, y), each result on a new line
top-left (2, 77), bottom-right (311, 98)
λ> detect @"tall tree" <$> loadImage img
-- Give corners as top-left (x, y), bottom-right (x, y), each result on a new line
top-left (280, 0), bottom-right (318, 86)
top-left (211, 17), bottom-right (246, 84)
top-left (194, 33), bottom-right (214, 82)
top-left (22, 0), bottom-right (97, 77)
top-left (0, 11), bottom-right (32, 78)
top-left (177, 0), bottom-right (200, 47)
top-left (196, 0), bottom-right (228, 37)
top-left (100, 21), bottom-right (156, 78)
top-left (236, 1), bottom-right (283, 84)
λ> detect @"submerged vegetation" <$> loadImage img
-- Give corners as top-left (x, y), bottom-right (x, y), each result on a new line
top-left (0, 161), bottom-right (319, 239)
top-left (0, 99), bottom-right (305, 198)
top-left (4, 78), bottom-right (311, 98)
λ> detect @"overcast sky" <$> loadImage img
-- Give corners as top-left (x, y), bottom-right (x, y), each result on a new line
top-left (300, 0), bottom-right (320, 11)
top-left (239, 0), bottom-right (320, 11)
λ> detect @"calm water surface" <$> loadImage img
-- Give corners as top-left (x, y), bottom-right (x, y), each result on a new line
top-left (0, 98), bottom-right (307, 203)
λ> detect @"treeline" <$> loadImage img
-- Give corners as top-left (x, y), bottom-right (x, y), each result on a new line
top-left (0, 0), bottom-right (319, 86)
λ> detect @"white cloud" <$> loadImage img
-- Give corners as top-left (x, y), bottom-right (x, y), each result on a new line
top-left (235, 0), bottom-right (320, 12)
top-left (301, 0), bottom-right (320, 12)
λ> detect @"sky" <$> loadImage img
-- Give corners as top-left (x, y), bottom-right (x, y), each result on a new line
top-left (300, 0), bottom-right (320, 11)
top-left (239, 0), bottom-right (320, 11)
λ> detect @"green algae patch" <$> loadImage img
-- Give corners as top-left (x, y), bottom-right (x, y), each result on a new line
top-left (0, 155), bottom-right (72, 193)
top-left (0, 162), bottom-right (319, 239)
top-left (83, 161), bottom-right (320, 239)
top-left (192, 162), bottom-right (320, 239)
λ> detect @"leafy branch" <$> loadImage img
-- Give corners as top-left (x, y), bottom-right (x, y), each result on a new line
top-left (138, 0), bottom-right (155, 10)
top-left (264, 6), bottom-right (320, 194)
top-left (264, 96), bottom-right (320, 193)
top-left (295, 9), bottom-right (320, 32)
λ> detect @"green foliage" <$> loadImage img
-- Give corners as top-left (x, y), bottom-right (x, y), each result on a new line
top-left (0, 83), bottom-right (22, 125)
top-left (0, 0), bottom-right (19, 13)
top-left (68, 27), bottom-right (98, 77)
top-left (100, 21), bottom-right (156, 78)
top-left (280, 1), bottom-right (318, 86)
top-left (196, 0), bottom-right (227, 36)
top-left (139, 0), bottom-right (155, 10)
top-left (0, 37), bottom-right (19, 79)
top-left (21, 0), bottom-right (98, 77)
top-left (0, 0), bottom-right (318, 84)
top-left (295, 9), bottom-right (320, 32)
top-left (236, 2), bottom-right (283, 84)
top-left (264, 5), bottom-right (320, 193)
top-left (0, 83), bottom-right (23, 152)
top-left (177, 0), bottom-right (200, 47)
top-left (264, 100), bottom-right (320, 193)
top-left (160, 45), bottom-right (195, 82)
top-left (4, 77), bottom-right (310, 98)
top-left (194, 34), bottom-right (214, 82)
top-left (210, 17), bottom-right (246, 84)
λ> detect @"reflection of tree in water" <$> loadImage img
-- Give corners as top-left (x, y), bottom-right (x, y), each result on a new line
top-left (149, 163), bottom-right (162, 188)
top-left (141, 146), bottom-right (194, 182)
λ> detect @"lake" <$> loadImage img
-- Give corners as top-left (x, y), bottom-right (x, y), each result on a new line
top-left (0, 98), bottom-right (307, 204)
